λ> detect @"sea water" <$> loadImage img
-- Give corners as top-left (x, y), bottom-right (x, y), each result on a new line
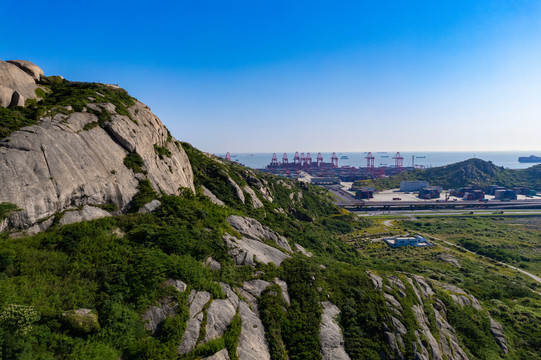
top-left (218, 151), bottom-right (541, 170)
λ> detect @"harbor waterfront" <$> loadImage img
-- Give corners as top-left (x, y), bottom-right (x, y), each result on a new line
top-left (221, 151), bottom-right (541, 170)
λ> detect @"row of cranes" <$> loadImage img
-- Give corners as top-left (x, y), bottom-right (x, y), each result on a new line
top-left (271, 152), bottom-right (339, 168)
top-left (268, 151), bottom-right (405, 168)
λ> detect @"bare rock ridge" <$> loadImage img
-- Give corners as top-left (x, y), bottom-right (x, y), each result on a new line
top-left (0, 60), bottom-right (194, 231)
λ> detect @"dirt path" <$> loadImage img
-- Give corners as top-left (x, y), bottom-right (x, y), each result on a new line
top-left (382, 219), bottom-right (394, 227)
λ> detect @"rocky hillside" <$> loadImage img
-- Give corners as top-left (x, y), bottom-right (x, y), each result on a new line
top-left (0, 60), bottom-right (193, 232)
top-left (1, 62), bottom-right (540, 360)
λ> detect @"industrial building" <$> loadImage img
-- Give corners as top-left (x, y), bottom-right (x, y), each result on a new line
top-left (383, 235), bottom-right (433, 248)
top-left (400, 181), bottom-right (429, 192)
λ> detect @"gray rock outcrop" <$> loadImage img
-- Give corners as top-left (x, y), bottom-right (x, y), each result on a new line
top-left (202, 349), bottom-right (230, 360)
top-left (243, 185), bottom-right (264, 209)
top-left (294, 243), bottom-right (313, 257)
top-left (228, 177), bottom-right (245, 203)
top-left (203, 284), bottom-right (239, 343)
top-left (143, 297), bottom-right (178, 334)
top-left (201, 185), bottom-right (225, 206)
top-left (178, 291), bottom-right (212, 354)
top-left (0, 97), bottom-right (193, 231)
top-left (320, 301), bottom-right (350, 360)
top-left (489, 317), bottom-right (508, 354)
top-left (227, 215), bottom-right (292, 252)
top-left (237, 301), bottom-right (270, 360)
top-left (223, 233), bottom-right (290, 266)
top-left (143, 279), bottom-right (186, 334)
top-left (139, 199), bottom-right (161, 214)
top-left (59, 205), bottom-right (112, 226)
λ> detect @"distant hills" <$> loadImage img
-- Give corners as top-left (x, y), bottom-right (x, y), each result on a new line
top-left (358, 158), bottom-right (541, 190)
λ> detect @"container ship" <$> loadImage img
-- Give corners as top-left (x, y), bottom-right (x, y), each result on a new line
top-left (518, 155), bottom-right (541, 163)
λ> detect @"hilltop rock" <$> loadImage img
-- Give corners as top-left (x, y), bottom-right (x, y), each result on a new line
top-left (0, 86), bottom-right (15, 107)
top-left (7, 60), bottom-right (44, 82)
top-left (0, 60), bottom-right (39, 105)
top-left (0, 97), bottom-right (193, 231)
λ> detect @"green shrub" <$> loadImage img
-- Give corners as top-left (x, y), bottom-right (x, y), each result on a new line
top-left (130, 180), bottom-right (157, 212)
top-left (154, 144), bottom-right (171, 160)
top-left (124, 152), bottom-right (145, 173)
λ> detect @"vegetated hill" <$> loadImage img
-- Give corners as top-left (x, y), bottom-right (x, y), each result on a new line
top-left (358, 158), bottom-right (541, 190)
top-left (1, 62), bottom-right (540, 360)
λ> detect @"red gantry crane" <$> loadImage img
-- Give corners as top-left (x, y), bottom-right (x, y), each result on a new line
top-left (393, 152), bottom-right (404, 168)
top-left (331, 152), bottom-right (338, 168)
top-left (365, 152), bottom-right (375, 168)
top-left (316, 152), bottom-right (323, 167)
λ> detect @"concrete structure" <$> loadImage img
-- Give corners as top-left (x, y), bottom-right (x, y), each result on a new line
top-left (400, 181), bottom-right (429, 192)
top-left (383, 235), bottom-right (433, 248)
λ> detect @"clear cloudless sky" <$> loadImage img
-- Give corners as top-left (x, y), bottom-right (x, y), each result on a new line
top-left (2, 1), bottom-right (541, 153)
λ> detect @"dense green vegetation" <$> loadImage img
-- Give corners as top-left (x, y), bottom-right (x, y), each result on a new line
top-left (0, 79), bottom-right (136, 139)
top-left (355, 158), bottom-right (541, 190)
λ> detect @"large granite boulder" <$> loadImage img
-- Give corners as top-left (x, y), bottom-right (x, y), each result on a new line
top-left (0, 98), bottom-right (194, 231)
top-left (7, 60), bottom-right (44, 82)
top-left (0, 60), bottom-right (39, 104)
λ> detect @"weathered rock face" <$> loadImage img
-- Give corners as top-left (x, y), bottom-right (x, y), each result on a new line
top-left (0, 96), bottom-right (194, 231)
top-left (369, 271), bottom-right (474, 360)
top-left (178, 291), bottom-right (212, 354)
top-left (237, 301), bottom-right (271, 360)
top-left (227, 215), bottom-right (292, 252)
top-left (0, 60), bottom-right (40, 106)
top-left (204, 284), bottom-right (239, 343)
top-left (320, 301), bottom-right (350, 360)
top-left (201, 185), bottom-right (225, 206)
top-left (223, 233), bottom-right (290, 266)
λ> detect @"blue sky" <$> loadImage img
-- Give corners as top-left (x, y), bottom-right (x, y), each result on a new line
top-left (2, 1), bottom-right (541, 153)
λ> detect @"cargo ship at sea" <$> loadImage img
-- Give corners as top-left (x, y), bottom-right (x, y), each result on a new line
top-left (518, 155), bottom-right (541, 163)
